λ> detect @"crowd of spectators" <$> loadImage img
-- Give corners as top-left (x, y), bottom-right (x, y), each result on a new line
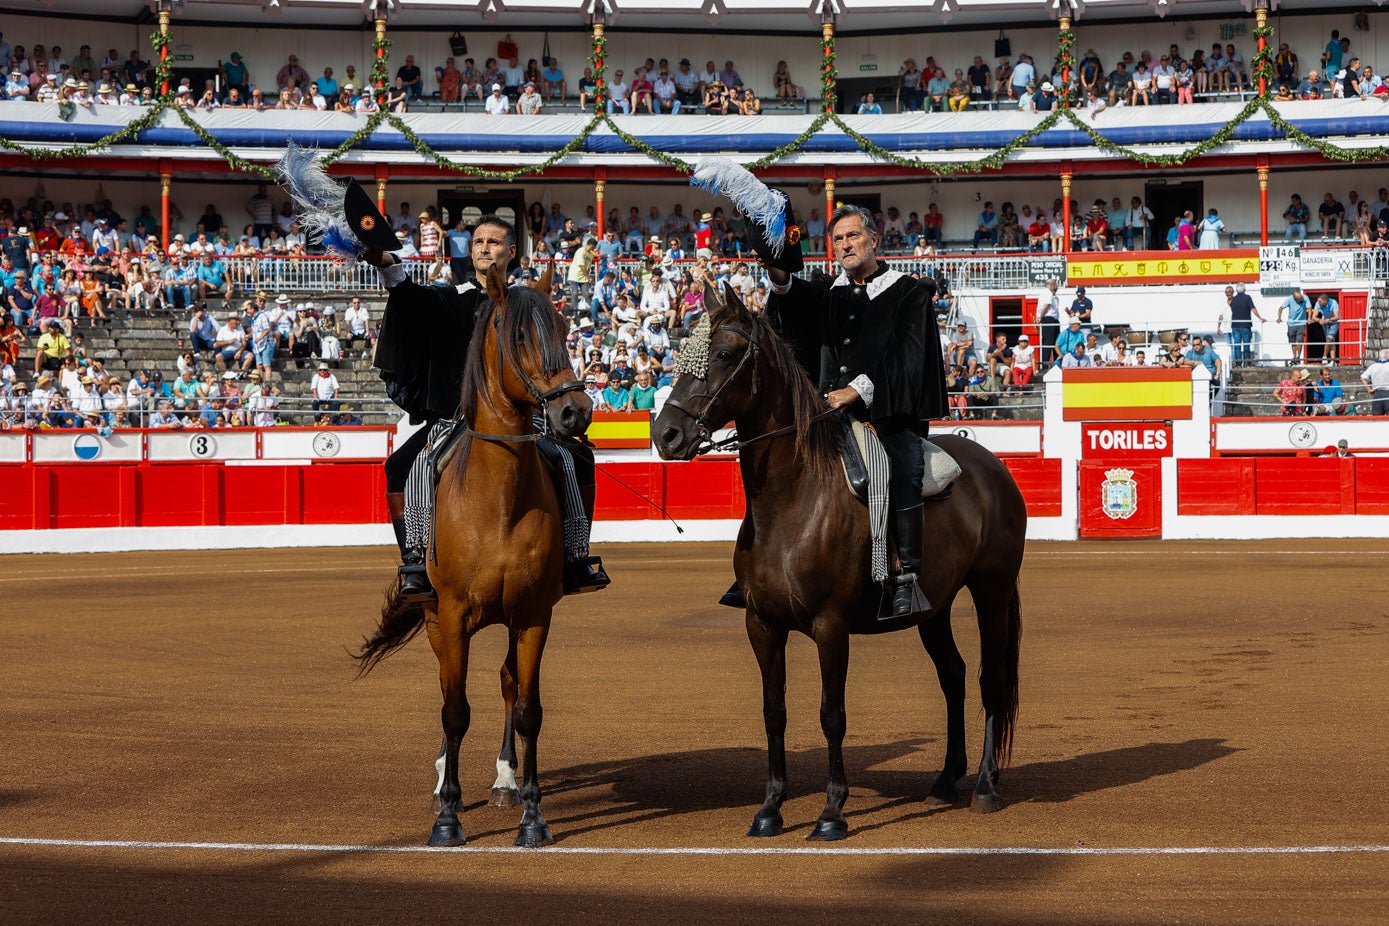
top-left (2, 24), bottom-right (1377, 116)
top-left (0, 189), bottom-right (384, 430)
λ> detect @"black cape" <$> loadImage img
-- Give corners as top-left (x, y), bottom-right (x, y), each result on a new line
top-left (374, 277), bottom-right (483, 424)
top-left (766, 265), bottom-right (948, 426)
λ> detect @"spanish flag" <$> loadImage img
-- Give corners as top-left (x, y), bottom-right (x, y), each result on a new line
top-left (1062, 369), bottom-right (1193, 422)
top-left (587, 411), bottom-right (653, 448)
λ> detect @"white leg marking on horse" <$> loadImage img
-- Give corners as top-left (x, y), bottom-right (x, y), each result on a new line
top-left (492, 758), bottom-right (517, 792)
top-left (434, 753), bottom-right (446, 797)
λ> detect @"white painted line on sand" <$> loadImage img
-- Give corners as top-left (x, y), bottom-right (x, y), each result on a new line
top-left (2, 836), bottom-right (1387, 857)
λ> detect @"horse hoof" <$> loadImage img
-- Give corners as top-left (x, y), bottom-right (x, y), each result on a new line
top-left (746, 813), bottom-right (784, 838)
top-left (927, 782), bottom-right (960, 806)
top-left (970, 792), bottom-right (1004, 814)
top-left (515, 823), bottom-right (554, 848)
top-left (806, 819), bottom-right (849, 841)
top-left (489, 787), bottom-right (521, 808)
top-left (428, 819), bottom-right (466, 847)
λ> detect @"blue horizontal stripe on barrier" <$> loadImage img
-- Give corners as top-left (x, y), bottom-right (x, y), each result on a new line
top-left (5, 113), bottom-right (1389, 156)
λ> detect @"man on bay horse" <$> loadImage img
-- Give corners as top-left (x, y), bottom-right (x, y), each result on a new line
top-left (350, 188), bottom-right (609, 603)
top-left (709, 179), bottom-right (947, 618)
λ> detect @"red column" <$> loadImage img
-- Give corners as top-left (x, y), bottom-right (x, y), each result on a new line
top-left (1256, 7), bottom-right (1269, 98)
top-left (375, 163), bottom-right (389, 217)
top-left (159, 158), bottom-right (172, 249)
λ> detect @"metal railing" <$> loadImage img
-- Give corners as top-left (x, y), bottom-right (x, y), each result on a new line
top-left (141, 244), bottom-right (1389, 299)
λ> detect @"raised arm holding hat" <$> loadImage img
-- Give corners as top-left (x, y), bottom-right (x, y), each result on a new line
top-left (693, 158), bottom-right (946, 617)
top-left (276, 144), bottom-right (606, 602)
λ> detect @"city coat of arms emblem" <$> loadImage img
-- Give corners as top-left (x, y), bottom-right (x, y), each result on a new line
top-left (1101, 467), bottom-right (1138, 520)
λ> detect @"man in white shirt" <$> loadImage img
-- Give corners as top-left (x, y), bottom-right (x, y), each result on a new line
top-left (90, 218), bottom-right (119, 252)
top-left (1125, 197), bottom-right (1154, 250)
top-left (1152, 56), bottom-right (1176, 104)
top-left (652, 71), bottom-right (680, 114)
top-left (501, 56), bottom-right (525, 95)
top-left (311, 361), bottom-right (339, 411)
top-left (607, 70), bottom-right (630, 113)
top-left (344, 297), bottom-right (370, 356)
top-left (484, 83), bottom-right (509, 115)
top-left (639, 274), bottom-right (671, 320)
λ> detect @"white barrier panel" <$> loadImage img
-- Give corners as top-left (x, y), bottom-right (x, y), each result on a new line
top-left (1213, 418), bottom-right (1389, 454)
top-left (146, 429), bottom-right (258, 461)
top-left (260, 428), bottom-right (391, 460)
top-left (30, 430), bottom-right (143, 463)
top-left (937, 422), bottom-right (1043, 456)
top-left (0, 432), bottom-right (27, 462)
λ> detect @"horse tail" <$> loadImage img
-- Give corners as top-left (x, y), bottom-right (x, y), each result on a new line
top-left (353, 583), bottom-right (427, 676)
top-left (998, 583), bottom-right (1023, 766)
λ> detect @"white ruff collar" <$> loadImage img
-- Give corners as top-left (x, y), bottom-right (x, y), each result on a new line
top-left (830, 268), bottom-right (904, 301)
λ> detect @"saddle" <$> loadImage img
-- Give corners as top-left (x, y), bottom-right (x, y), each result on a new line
top-left (836, 417), bottom-right (962, 585)
top-left (837, 417), bottom-right (961, 504)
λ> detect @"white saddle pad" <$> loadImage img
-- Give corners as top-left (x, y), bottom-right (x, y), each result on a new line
top-left (844, 421), bottom-right (961, 583)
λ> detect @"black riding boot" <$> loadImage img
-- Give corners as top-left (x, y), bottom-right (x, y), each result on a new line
top-left (388, 491), bottom-right (434, 603)
top-left (886, 505), bottom-right (928, 618)
top-left (718, 581), bottom-right (746, 608)
top-left (564, 478), bottom-right (611, 594)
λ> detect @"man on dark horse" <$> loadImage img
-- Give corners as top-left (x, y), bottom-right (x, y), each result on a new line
top-left (758, 203), bottom-right (948, 617)
top-left (356, 203), bottom-right (609, 602)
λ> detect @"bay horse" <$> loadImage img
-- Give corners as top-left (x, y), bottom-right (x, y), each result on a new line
top-left (653, 283), bottom-right (1026, 839)
top-left (354, 263), bottom-right (590, 848)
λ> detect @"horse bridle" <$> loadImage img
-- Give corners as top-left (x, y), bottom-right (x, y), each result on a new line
top-left (466, 309), bottom-right (584, 445)
top-left (664, 313), bottom-right (843, 455)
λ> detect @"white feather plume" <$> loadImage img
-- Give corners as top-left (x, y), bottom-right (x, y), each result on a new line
top-left (690, 157), bottom-right (788, 256)
top-left (275, 140), bottom-right (363, 260)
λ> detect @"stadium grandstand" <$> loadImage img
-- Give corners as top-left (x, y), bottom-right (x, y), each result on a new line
top-left (2, 0), bottom-right (1389, 431)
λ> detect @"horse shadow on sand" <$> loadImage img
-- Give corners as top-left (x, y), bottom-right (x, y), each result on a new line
top-left (460, 736), bottom-right (1240, 842)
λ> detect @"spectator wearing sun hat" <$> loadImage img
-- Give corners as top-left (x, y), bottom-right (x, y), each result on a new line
top-left (516, 81), bottom-right (543, 114)
top-left (6, 67), bottom-right (31, 100)
top-left (484, 82), bottom-right (509, 115)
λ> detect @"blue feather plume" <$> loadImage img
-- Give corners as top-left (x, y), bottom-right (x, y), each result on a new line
top-left (275, 141), bottom-right (363, 261)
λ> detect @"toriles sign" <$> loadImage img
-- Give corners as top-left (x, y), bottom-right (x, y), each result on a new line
top-left (1081, 422), bottom-right (1173, 459)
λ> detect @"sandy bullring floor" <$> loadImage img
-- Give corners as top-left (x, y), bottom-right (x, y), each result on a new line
top-left (1, 540), bottom-right (1387, 924)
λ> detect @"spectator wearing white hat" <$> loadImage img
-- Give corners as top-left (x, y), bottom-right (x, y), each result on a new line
top-left (5, 67), bottom-right (29, 100)
top-left (484, 82), bottom-right (509, 115)
top-left (35, 73), bottom-right (59, 102)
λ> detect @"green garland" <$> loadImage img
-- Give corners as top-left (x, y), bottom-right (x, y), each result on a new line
top-left (829, 109), bottom-right (1062, 174)
top-left (599, 113), bottom-right (692, 171)
top-left (1251, 24), bottom-right (1275, 94)
top-left (150, 29), bottom-right (172, 99)
top-left (0, 13), bottom-right (1385, 187)
top-left (588, 31), bottom-right (608, 110)
top-left (0, 102), bottom-right (169, 159)
top-left (1262, 100), bottom-right (1389, 162)
top-left (1056, 28), bottom-right (1076, 106)
top-left (820, 31), bottom-right (837, 113)
top-left (744, 111), bottom-right (832, 169)
top-left (385, 111), bottom-right (609, 180)
top-left (1059, 97), bottom-right (1264, 167)
top-left (171, 107), bottom-right (278, 178)
top-left (371, 35), bottom-right (393, 100)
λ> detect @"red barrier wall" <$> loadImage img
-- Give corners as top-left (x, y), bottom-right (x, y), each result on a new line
top-left (2, 455), bottom-right (1068, 530)
top-left (1177, 457), bottom-right (1372, 515)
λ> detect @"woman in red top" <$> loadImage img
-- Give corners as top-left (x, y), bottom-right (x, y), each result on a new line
top-left (629, 67), bottom-right (654, 114)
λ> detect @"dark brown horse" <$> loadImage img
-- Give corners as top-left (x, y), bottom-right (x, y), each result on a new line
top-left (653, 283), bottom-right (1026, 839)
top-left (355, 264), bottom-right (590, 848)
